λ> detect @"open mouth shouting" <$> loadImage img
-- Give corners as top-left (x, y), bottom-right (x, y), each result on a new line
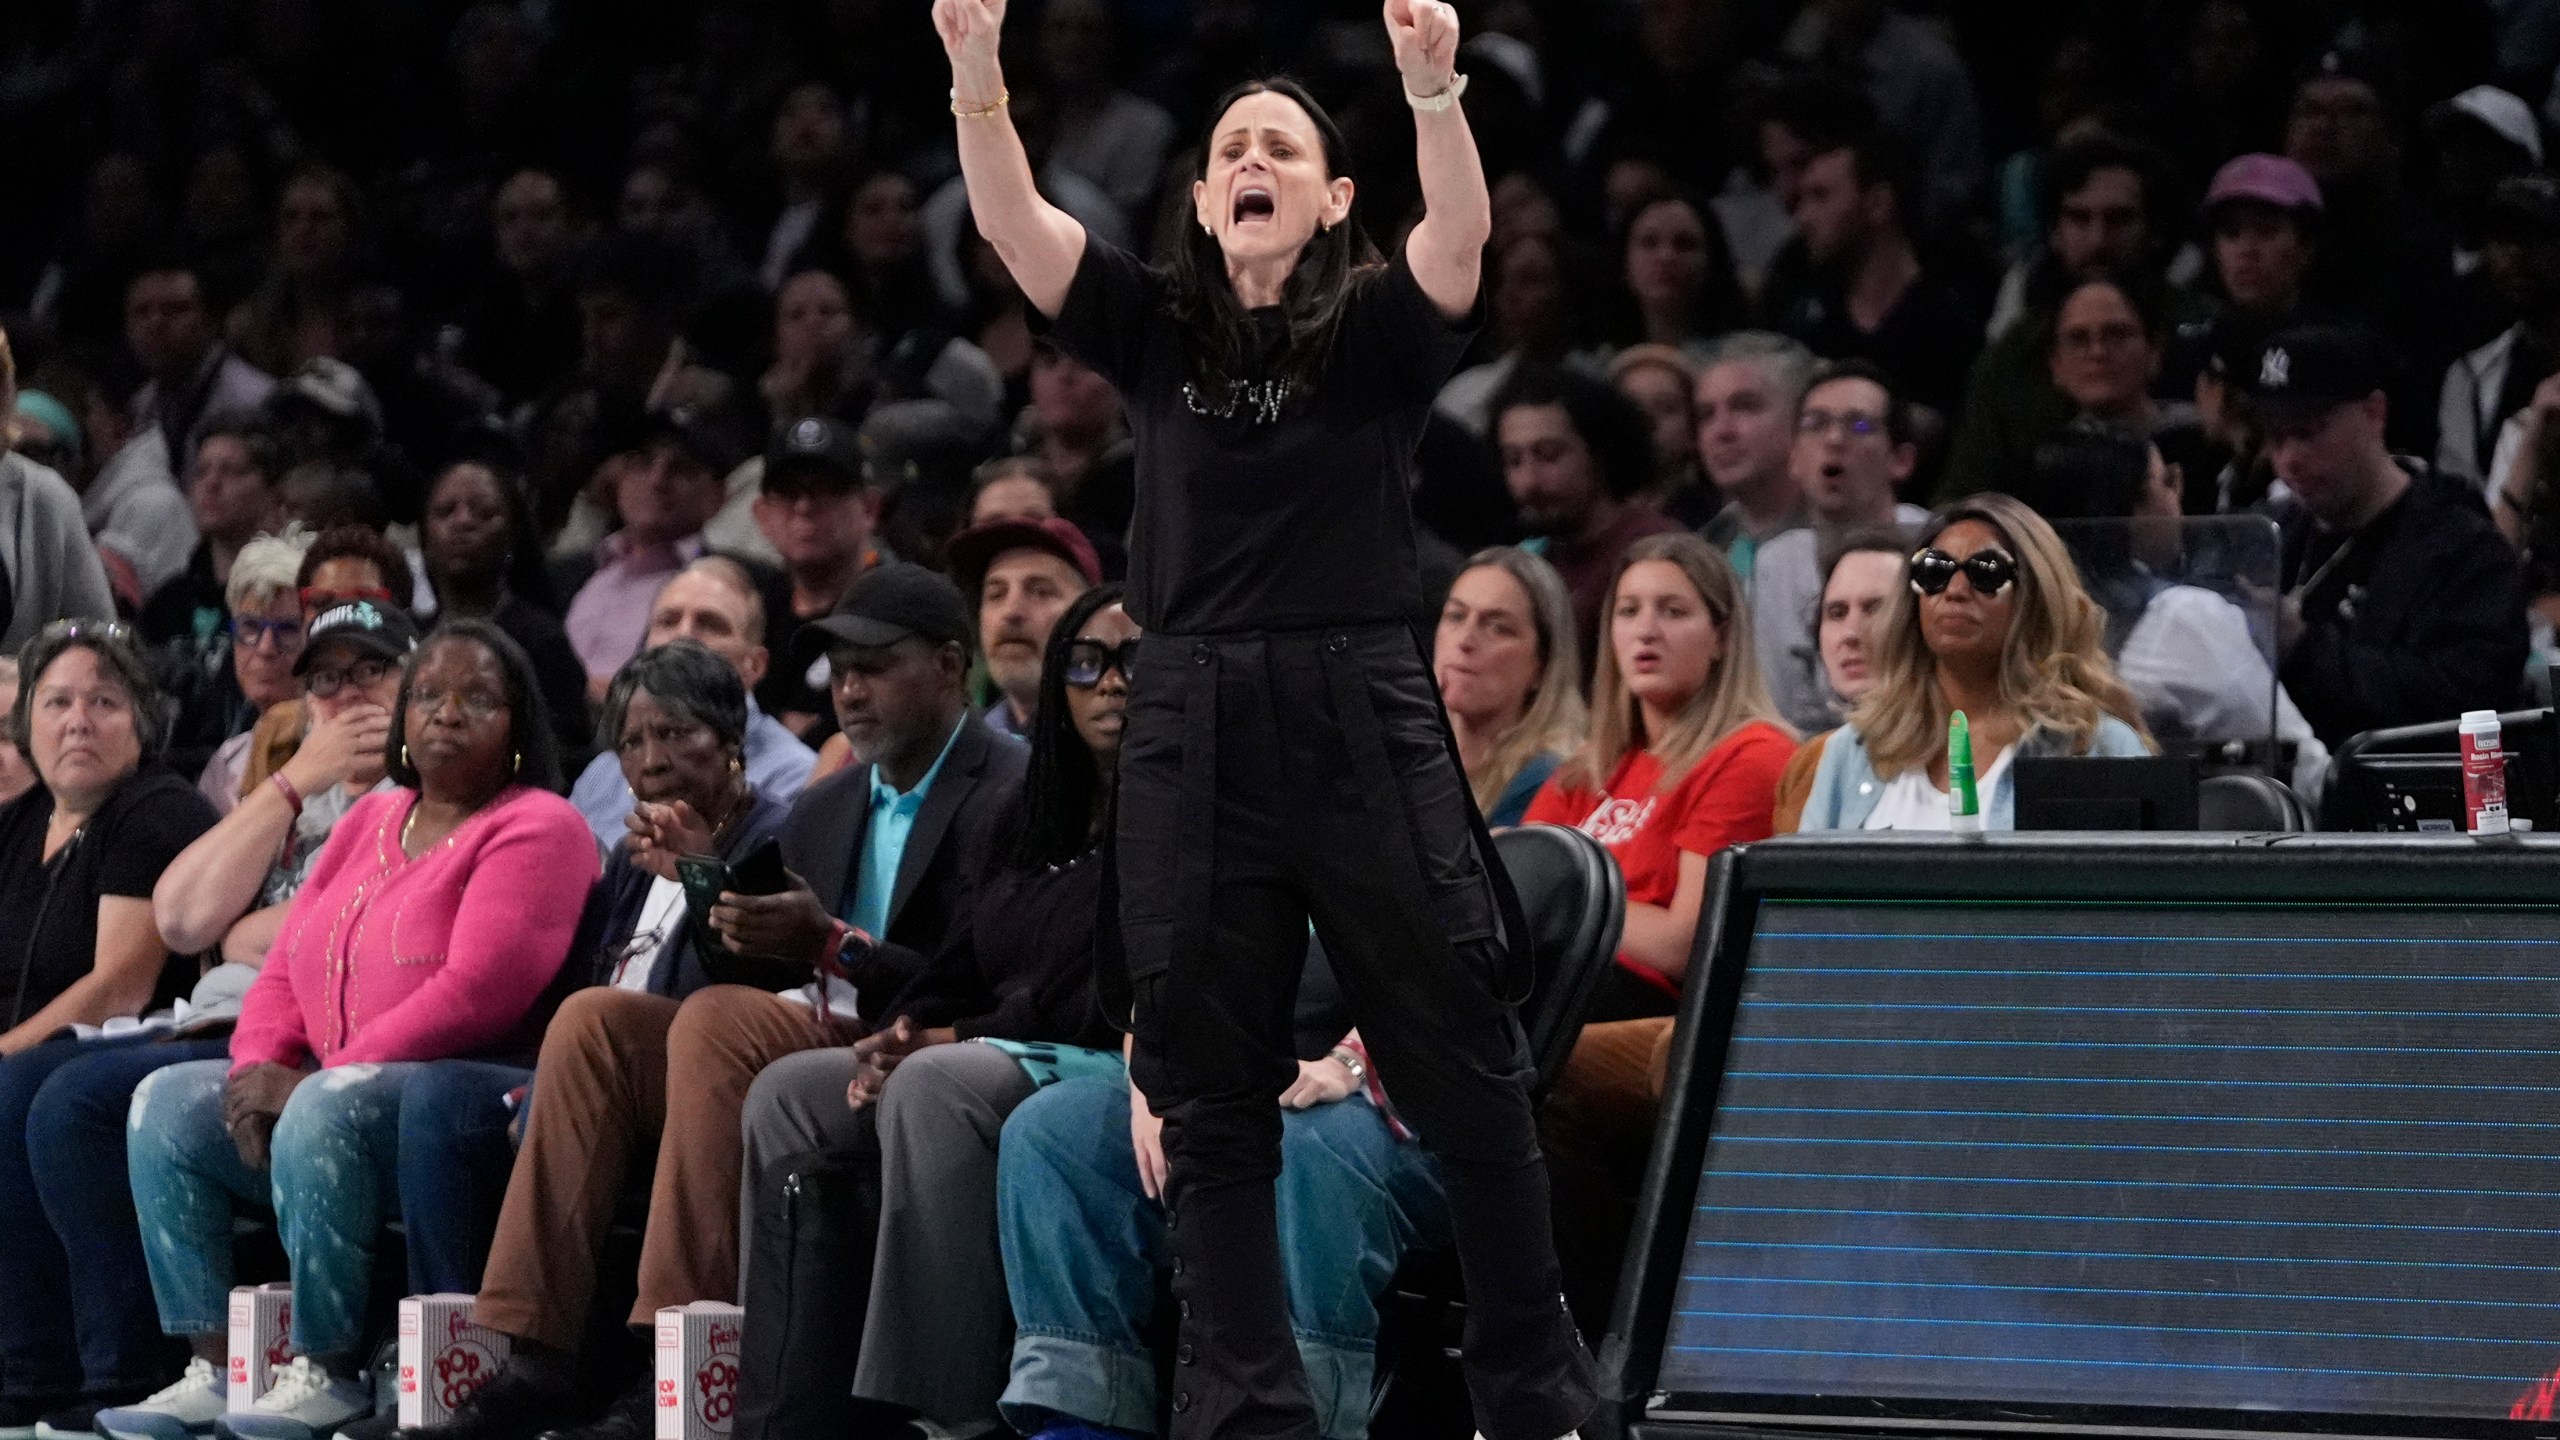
top-left (1232, 185), bottom-right (1277, 227)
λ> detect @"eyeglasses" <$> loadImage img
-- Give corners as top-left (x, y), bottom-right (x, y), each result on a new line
top-left (412, 688), bottom-right (509, 721)
top-left (301, 586), bottom-right (397, 613)
top-left (305, 657), bottom-right (393, 699)
top-left (1798, 408), bottom-right (1884, 440)
top-left (1063, 638), bottom-right (1139, 689)
top-left (1908, 547), bottom-right (2020, 598)
top-left (230, 616), bottom-right (306, 652)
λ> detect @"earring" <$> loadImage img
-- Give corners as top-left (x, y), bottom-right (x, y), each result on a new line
top-left (1201, 222), bottom-right (1213, 236)
top-left (512, 751), bottom-right (523, 775)
top-left (399, 744), bottom-right (410, 768)
top-left (731, 756), bottom-right (745, 775)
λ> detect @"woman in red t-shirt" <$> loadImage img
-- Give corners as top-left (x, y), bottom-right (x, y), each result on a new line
top-left (1521, 530), bottom-right (1793, 1327)
top-left (1524, 532), bottom-right (1794, 1012)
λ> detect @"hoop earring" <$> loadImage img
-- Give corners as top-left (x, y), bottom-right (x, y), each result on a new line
top-left (1201, 222), bottom-right (1213, 236)
top-left (399, 744), bottom-right (409, 769)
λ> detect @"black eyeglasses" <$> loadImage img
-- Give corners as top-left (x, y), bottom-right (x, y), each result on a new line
top-left (1908, 548), bottom-right (2019, 598)
top-left (1063, 638), bottom-right (1139, 689)
top-left (305, 657), bottom-right (393, 699)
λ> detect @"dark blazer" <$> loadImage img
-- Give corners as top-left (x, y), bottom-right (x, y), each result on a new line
top-left (571, 791), bottom-right (796, 999)
top-left (2275, 468), bottom-right (2529, 746)
top-left (780, 710), bottom-right (1029, 1005)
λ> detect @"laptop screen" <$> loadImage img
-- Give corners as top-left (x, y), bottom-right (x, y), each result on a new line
top-left (1658, 899), bottom-right (2560, 1430)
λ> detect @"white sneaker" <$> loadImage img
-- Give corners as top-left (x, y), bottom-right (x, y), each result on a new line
top-left (213, 1360), bottom-right (368, 1440)
top-left (95, 1361), bottom-right (229, 1440)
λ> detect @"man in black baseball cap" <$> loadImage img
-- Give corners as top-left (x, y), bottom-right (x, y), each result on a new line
top-left (756, 416), bottom-right (883, 736)
top-left (716, 556), bottom-right (1024, 1058)
top-left (266, 598), bottom-right (419, 843)
top-left (294, 598), bottom-right (422, 678)
top-left (2246, 323), bottom-right (2526, 745)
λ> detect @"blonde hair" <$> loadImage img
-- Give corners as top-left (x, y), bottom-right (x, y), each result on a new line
top-left (1561, 531), bottom-right (1791, 793)
top-left (1449, 547), bottom-right (1589, 814)
top-left (226, 524), bottom-right (317, 614)
top-left (1849, 492), bottom-right (2153, 778)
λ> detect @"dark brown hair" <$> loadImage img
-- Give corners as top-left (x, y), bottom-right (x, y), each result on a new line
top-left (1163, 77), bottom-right (1383, 404)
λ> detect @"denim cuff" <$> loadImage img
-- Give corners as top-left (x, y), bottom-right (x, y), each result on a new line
top-left (1299, 1331), bottom-right (1378, 1440)
top-left (998, 1329), bottom-right (1159, 1435)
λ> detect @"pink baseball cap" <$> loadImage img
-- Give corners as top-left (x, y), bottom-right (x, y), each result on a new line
top-left (2204, 154), bottom-right (2323, 215)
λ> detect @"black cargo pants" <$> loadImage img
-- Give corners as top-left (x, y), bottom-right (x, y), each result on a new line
top-left (1113, 623), bottom-right (1599, 1440)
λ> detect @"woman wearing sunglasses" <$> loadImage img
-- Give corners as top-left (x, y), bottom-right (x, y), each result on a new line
top-left (1796, 493), bottom-right (2153, 831)
top-left (705, 585), bottom-right (1133, 1439)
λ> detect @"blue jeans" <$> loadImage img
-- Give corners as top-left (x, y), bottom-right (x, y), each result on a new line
top-left (996, 1071), bottom-right (1450, 1440)
top-left (392, 1061), bottom-right (530, 1296)
top-left (0, 1035), bottom-right (229, 1399)
top-left (128, 1059), bottom-right (430, 1365)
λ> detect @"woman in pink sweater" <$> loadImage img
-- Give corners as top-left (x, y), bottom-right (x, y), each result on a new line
top-left (121, 619), bottom-right (598, 1440)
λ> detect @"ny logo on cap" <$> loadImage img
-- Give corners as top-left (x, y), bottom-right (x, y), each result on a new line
top-left (2259, 346), bottom-right (2291, 390)
top-left (791, 418), bottom-right (826, 449)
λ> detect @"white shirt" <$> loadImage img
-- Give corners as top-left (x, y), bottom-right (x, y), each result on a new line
top-left (1864, 745), bottom-right (2016, 831)
top-left (83, 428), bottom-right (200, 596)
top-left (611, 874), bottom-right (690, 992)
top-left (2114, 584), bottom-right (2331, 803)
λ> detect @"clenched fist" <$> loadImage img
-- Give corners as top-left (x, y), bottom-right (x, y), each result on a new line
top-left (1385, 0), bottom-right (1460, 94)
top-left (933, 0), bottom-right (1008, 96)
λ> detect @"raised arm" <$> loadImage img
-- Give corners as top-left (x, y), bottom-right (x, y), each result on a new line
top-left (933, 0), bottom-right (1088, 319)
top-left (1388, 0), bottom-right (1490, 320)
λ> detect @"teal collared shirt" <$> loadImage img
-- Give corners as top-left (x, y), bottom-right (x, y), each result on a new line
top-left (845, 716), bottom-right (967, 941)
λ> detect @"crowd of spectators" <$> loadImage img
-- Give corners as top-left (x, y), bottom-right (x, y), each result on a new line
top-left (3, 0), bottom-right (2560, 1437)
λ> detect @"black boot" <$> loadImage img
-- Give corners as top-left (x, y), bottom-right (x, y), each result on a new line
top-left (1441, 1156), bottom-right (1601, 1440)
top-left (1161, 1177), bottom-right (1318, 1440)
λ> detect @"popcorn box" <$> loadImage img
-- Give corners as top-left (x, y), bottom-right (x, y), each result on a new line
top-left (226, 1283), bottom-right (294, 1414)
top-left (653, 1303), bottom-right (743, 1440)
top-left (397, 1294), bottom-right (514, 1427)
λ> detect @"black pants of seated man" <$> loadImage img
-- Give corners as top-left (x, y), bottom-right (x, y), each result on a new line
top-left (1117, 625), bottom-right (1600, 1440)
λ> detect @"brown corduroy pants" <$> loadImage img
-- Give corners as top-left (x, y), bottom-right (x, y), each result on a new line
top-left (473, 985), bottom-right (832, 1349)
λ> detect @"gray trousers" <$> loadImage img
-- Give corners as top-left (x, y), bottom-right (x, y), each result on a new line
top-left (737, 1040), bottom-right (1037, 1427)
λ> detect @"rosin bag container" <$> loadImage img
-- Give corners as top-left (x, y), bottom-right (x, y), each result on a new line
top-left (653, 1302), bottom-right (742, 1440)
top-left (2462, 709), bottom-right (2511, 836)
top-left (397, 1295), bottom-right (514, 1427)
top-left (226, 1283), bottom-right (294, 1413)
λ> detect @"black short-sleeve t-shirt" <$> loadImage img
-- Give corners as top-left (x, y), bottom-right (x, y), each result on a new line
top-left (0, 762), bottom-right (220, 1022)
top-left (1036, 237), bottom-right (1481, 634)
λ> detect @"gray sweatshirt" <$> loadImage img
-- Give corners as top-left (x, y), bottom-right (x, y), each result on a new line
top-left (0, 450), bottom-right (117, 651)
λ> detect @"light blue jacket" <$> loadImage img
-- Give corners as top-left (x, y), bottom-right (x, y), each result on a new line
top-left (1798, 715), bottom-right (2153, 831)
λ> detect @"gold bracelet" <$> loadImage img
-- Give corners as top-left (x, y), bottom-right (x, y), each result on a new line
top-left (950, 86), bottom-right (1009, 119)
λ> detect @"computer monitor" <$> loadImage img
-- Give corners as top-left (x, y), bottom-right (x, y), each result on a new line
top-left (1611, 833), bottom-right (2560, 1440)
top-left (2013, 755), bottom-right (2200, 830)
top-left (2327, 709), bottom-right (2559, 833)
